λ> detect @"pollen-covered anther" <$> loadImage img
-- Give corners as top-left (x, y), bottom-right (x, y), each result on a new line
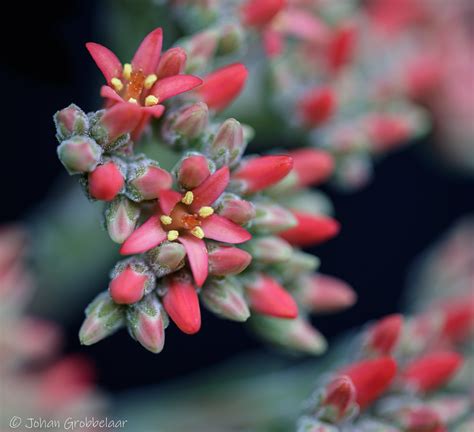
top-left (191, 226), bottom-right (205, 239)
top-left (110, 77), bottom-right (123, 92)
top-left (128, 98), bottom-right (138, 104)
top-left (167, 230), bottom-right (179, 241)
top-left (145, 95), bottom-right (159, 107)
top-left (144, 74), bottom-right (158, 89)
top-left (123, 63), bottom-right (132, 80)
top-left (181, 191), bottom-right (194, 205)
top-left (198, 206), bottom-right (214, 218)
top-left (160, 215), bottom-right (173, 225)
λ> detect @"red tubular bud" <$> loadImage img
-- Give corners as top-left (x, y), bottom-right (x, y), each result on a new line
top-left (233, 155), bottom-right (293, 193)
top-left (298, 87), bottom-right (337, 127)
top-left (109, 263), bottom-right (154, 305)
top-left (172, 103), bottom-right (209, 139)
top-left (342, 357), bottom-right (397, 410)
top-left (440, 298), bottom-right (474, 343)
top-left (365, 314), bottom-right (404, 356)
top-left (177, 155), bottom-right (211, 189)
top-left (54, 104), bottom-right (89, 140)
top-left (327, 24), bottom-right (357, 72)
top-left (156, 47), bottom-right (187, 79)
top-left (88, 161), bottom-right (125, 201)
top-left (208, 244), bottom-right (252, 276)
top-left (279, 212), bottom-right (340, 246)
top-left (364, 114), bottom-right (411, 152)
top-left (288, 148), bottom-right (334, 187)
top-left (196, 63), bottom-right (248, 111)
top-left (104, 196), bottom-right (140, 244)
top-left (319, 376), bottom-right (357, 422)
top-left (400, 351), bottom-right (463, 393)
top-left (240, 0), bottom-right (286, 27)
top-left (217, 194), bottom-right (256, 225)
top-left (162, 274), bottom-right (201, 334)
top-left (244, 274), bottom-right (298, 319)
top-left (127, 164), bottom-right (172, 201)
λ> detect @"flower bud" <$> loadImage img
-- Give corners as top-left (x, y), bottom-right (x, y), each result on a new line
top-left (79, 292), bottom-right (125, 345)
top-left (208, 243), bottom-right (252, 276)
top-left (104, 196), bottom-right (140, 244)
top-left (252, 203), bottom-right (297, 234)
top-left (217, 23), bottom-right (244, 55)
top-left (327, 24), bottom-right (357, 72)
top-left (274, 251), bottom-right (320, 277)
top-left (156, 47), bottom-right (187, 79)
top-left (244, 273), bottom-right (298, 318)
top-left (208, 118), bottom-right (246, 167)
top-left (183, 29), bottom-right (219, 73)
top-left (297, 417), bottom-right (339, 432)
top-left (297, 87), bottom-right (337, 127)
top-left (54, 104), bottom-right (89, 141)
top-left (385, 405), bottom-right (444, 432)
top-left (240, 0), bottom-right (286, 27)
top-left (146, 242), bottom-right (187, 277)
top-left (427, 396), bottom-right (471, 426)
top-left (251, 316), bottom-right (327, 355)
top-left (126, 159), bottom-right (172, 201)
top-left (57, 136), bottom-right (102, 174)
top-left (364, 314), bottom-right (403, 357)
top-left (88, 160), bottom-right (125, 201)
top-left (217, 193), bottom-right (256, 225)
top-left (173, 103), bottom-right (209, 139)
top-left (295, 274), bottom-right (356, 313)
top-left (127, 294), bottom-right (169, 353)
top-left (233, 155), bottom-right (293, 194)
top-left (288, 148), bottom-right (334, 187)
top-left (400, 351), bottom-right (463, 393)
top-left (176, 154), bottom-right (211, 189)
top-left (201, 277), bottom-right (250, 322)
top-left (318, 376), bottom-right (357, 423)
top-left (246, 236), bottom-right (292, 264)
top-left (109, 260), bottom-right (156, 305)
top-left (162, 273), bottom-right (201, 334)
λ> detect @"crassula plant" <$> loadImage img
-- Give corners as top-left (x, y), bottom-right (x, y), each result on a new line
top-left (55, 27), bottom-right (356, 354)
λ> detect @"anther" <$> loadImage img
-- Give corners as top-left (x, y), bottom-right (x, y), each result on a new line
top-left (123, 63), bottom-right (132, 80)
top-left (167, 230), bottom-right (179, 241)
top-left (191, 226), bottom-right (205, 239)
top-left (110, 77), bottom-right (123, 92)
top-left (145, 95), bottom-right (159, 107)
top-left (198, 206), bottom-right (214, 218)
top-left (144, 74), bottom-right (158, 89)
top-left (160, 215), bottom-right (173, 225)
top-left (181, 191), bottom-right (194, 205)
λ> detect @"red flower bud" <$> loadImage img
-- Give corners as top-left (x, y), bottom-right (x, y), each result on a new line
top-left (233, 155), bottom-right (293, 193)
top-left (440, 298), bottom-right (474, 343)
top-left (127, 164), bottom-right (172, 201)
top-left (196, 63), bottom-right (248, 111)
top-left (109, 263), bottom-right (154, 305)
top-left (343, 357), bottom-right (397, 410)
top-left (279, 212), bottom-right (340, 246)
top-left (217, 194), bottom-right (256, 225)
top-left (208, 244), bottom-right (252, 276)
top-left (54, 104), bottom-right (89, 140)
top-left (319, 376), bottom-right (357, 422)
top-left (253, 203), bottom-right (297, 233)
top-left (104, 197), bottom-right (140, 244)
top-left (177, 155), bottom-right (211, 190)
top-left (240, 0), bottom-right (286, 27)
top-left (327, 24), bottom-right (357, 72)
top-left (209, 118), bottom-right (246, 167)
top-left (57, 136), bottom-right (102, 174)
top-left (401, 352), bottom-right (463, 393)
top-left (156, 47), bottom-right (187, 79)
top-left (288, 148), bottom-right (334, 187)
top-left (364, 114), bottom-right (411, 152)
top-left (298, 87), bottom-right (337, 127)
top-left (244, 274), bottom-right (298, 319)
top-left (88, 161), bottom-right (125, 201)
top-left (172, 103), bottom-right (209, 139)
top-left (162, 274), bottom-right (201, 334)
top-left (365, 314), bottom-right (404, 356)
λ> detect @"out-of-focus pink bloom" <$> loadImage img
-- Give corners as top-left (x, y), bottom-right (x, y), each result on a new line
top-left (288, 148), bottom-right (334, 187)
top-left (240, 0), bottom-right (286, 27)
top-left (297, 87), bottom-right (337, 128)
top-left (326, 24), bottom-right (357, 72)
top-left (364, 314), bottom-right (404, 356)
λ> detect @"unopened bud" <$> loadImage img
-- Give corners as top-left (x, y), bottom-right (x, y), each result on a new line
top-left (175, 103), bottom-right (210, 139)
top-left (146, 242), bottom-right (186, 277)
top-left (126, 159), bottom-right (172, 201)
top-left (109, 259), bottom-right (156, 305)
top-left (156, 47), bottom-right (187, 79)
top-left (176, 154), bottom-right (212, 189)
top-left (208, 243), bottom-right (252, 276)
top-left (217, 193), bottom-right (256, 225)
top-left (245, 236), bottom-right (292, 264)
top-left (201, 277), bottom-right (250, 322)
top-left (297, 417), bottom-right (339, 432)
top-left (217, 23), bottom-right (244, 56)
top-left (54, 104), bottom-right (89, 141)
top-left (183, 29), bottom-right (218, 73)
top-left (127, 293), bottom-right (169, 353)
top-left (315, 376), bottom-right (357, 423)
top-left (251, 315), bottom-right (327, 355)
top-left (252, 202), bottom-right (297, 234)
top-left (274, 251), bottom-right (320, 277)
top-left (104, 196), bottom-right (140, 244)
top-left (364, 314), bottom-right (403, 357)
top-left (208, 118), bottom-right (246, 167)
top-left (57, 136), bottom-right (102, 174)
top-left (88, 160), bottom-right (125, 201)
top-left (79, 291), bottom-right (125, 345)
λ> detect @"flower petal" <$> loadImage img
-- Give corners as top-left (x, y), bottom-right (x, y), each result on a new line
top-left (100, 102), bottom-right (143, 142)
top-left (142, 104), bottom-right (165, 118)
top-left (201, 214), bottom-right (252, 244)
top-left (131, 28), bottom-right (163, 75)
top-left (151, 75), bottom-right (203, 103)
top-left (119, 215), bottom-right (166, 255)
top-left (86, 42), bottom-right (122, 83)
top-left (100, 85), bottom-right (125, 103)
top-left (178, 235), bottom-right (208, 287)
top-left (158, 190), bottom-right (182, 215)
top-left (190, 166), bottom-right (230, 212)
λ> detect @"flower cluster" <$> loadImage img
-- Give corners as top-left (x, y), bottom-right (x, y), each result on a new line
top-left (0, 226), bottom-right (103, 429)
top-left (55, 27), bottom-right (355, 354)
top-left (171, 0), bottom-right (429, 189)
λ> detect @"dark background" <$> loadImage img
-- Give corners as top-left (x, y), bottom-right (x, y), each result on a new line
top-left (2, 1), bottom-right (473, 394)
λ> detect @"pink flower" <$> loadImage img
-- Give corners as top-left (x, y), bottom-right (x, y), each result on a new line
top-left (364, 314), bottom-right (404, 356)
top-left (86, 28), bottom-right (202, 140)
top-left (240, 0), bottom-right (286, 28)
top-left (120, 166), bottom-right (251, 287)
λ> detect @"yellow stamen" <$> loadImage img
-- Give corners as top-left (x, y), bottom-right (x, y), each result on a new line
top-left (181, 191), bottom-right (194, 205)
top-left (110, 77), bottom-right (123, 92)
top-left (191, 226), bottom-right (205, 239)
top-left (145, 95), bottom-right (159, 107)
top-left (128, 98), bottom-right (138, 104)
top-left (160, 215), bottom-right (173, 225)
top-left (123, 63), bottom-right (132, 80)
top-left (167, 230), bottom-right (179, 241)
top-left (198, 206), bottom-right (214, 218)
top-left (144, 74), bottom-right (158, 89)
